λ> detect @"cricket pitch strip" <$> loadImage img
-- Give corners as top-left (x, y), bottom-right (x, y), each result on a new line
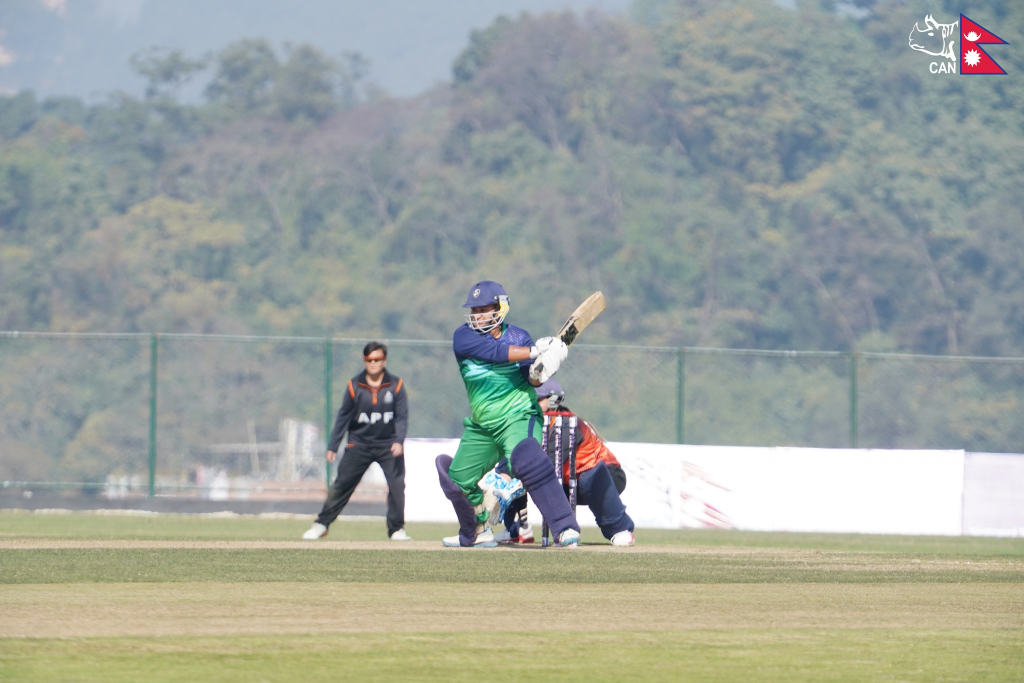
top-left (3, 581), bottom-right (1022, 638)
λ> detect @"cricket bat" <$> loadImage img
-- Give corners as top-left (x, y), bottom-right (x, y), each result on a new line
top-left (533, 292), bottom-right (606, 376)
top-left (555, 291), bottom-right (606, 346)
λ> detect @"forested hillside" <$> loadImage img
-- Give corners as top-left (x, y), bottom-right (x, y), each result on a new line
top-left (2, 0), bottom-right (1023, 355)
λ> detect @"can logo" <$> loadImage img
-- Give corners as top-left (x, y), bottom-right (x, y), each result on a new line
top-left (909, 13), bottom-right (1008, 75)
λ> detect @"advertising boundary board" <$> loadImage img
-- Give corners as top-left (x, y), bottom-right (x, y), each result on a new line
top-left (963, 452), bottom-right (1024, 538)
top-left (403, 439), bottom-right (972, 536)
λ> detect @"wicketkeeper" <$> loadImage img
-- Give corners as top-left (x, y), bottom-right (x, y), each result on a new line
top-left (498, 379), bottom-right (634, 546)
top-left (436, 280), bottom-right (581, 547)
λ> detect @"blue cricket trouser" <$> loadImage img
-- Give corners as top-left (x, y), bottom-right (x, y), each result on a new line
top-left (576, 461), bottom-right (633, 539)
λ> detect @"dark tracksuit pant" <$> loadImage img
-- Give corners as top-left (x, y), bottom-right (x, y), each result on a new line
top-left (316, 444), bottom-right (406, 536)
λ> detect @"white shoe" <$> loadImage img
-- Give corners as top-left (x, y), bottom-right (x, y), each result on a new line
top-left (390, 528), bottom-right (412, 541)
top-left (302, 522), bottom-right (328, 540)
top-left (610, 530), bottom-right (635, 547)
top-left (495, 523), bottom-right (534, 544)
top-left (557, 528), bottom-right (580, 547)
top-left (493, 524), bottom-right (536, 544)
top-left (494, 528), bottom-right (515, 543)
top-left (442, 527), bottom-right (497, 548)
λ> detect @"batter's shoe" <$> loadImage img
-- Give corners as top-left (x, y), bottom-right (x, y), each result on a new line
top-left (302, 522), bottom-right (328, 540)
top-left (610, 530), bottom-right (635, 547)
top-left (390, 528), bottom-right (412, 541)
top-left (517, 523), bottom-right (535, 543)
top-left (557, 528), bottom-right (580, 548)
top-left (442, 527), bottom-right (497, 548)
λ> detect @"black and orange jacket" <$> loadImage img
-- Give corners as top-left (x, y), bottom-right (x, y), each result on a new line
top-left (327, 369), bottom-right (408, 451)
top-left (543, 404), bottom-right (620, 480)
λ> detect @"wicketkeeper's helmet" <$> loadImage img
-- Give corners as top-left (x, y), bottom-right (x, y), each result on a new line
top-left (535, 379), bottom-right (564, 409)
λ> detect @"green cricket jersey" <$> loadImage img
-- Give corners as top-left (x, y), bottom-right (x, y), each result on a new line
top-left (453, 323), bottom-right (538, 427)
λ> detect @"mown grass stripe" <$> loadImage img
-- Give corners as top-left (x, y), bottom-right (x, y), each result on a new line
top-left (2, 630), bottom-right (1023, 683)
top-left (2, 548), bottom-right (1022, 584)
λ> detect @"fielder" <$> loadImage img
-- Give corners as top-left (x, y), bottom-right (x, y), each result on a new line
top-left (303, 342), bottom-right (410, 541)
top-left (435, 280), bottom-right (581, 547)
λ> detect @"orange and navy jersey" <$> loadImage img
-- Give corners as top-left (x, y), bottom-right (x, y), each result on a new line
top-left (543, 407), bottom-right (620, 479)
top-left (327, 369), bottom-right (408, 450)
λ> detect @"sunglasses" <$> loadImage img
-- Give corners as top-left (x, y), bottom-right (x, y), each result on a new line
top-left (364, 356), bottom-right (386, 363)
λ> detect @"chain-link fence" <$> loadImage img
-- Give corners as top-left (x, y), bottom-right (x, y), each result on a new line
top-left (682, 349), bottom-right (852, 448)
top-left (2, 332), bottom-right (1023, 498)
top-left (856, 353), bottom-right (1024, 451)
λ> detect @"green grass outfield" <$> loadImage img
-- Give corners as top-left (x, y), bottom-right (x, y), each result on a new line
top-left (1, 510), bottom-right (1022, 682)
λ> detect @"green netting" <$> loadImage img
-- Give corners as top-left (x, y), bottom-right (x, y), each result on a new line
top-left (857, 354), bottom-right (1024, 452)
top-left (0, 334), bottom-right (149, 487)
top-left (3, 332), bottom-right (1024, 497)
top-left (155, 336), bottom-right (327, 492)
top-left (556, 345), bottom-right (680, 444)
top-left (684, 350), bottom-right (850, 448)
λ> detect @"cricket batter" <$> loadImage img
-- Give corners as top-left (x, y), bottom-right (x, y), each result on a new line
top-left (436, 280), bottom-right (581, 547)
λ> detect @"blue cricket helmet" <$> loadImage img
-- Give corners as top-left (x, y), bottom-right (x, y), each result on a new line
top-left (463, 281), bottom-right (510, 333)
top-left (462, 281), bottom-right (508, 308)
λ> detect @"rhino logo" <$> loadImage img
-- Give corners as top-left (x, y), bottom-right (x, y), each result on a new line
top-left (909, 14), bottom-right (958, 62)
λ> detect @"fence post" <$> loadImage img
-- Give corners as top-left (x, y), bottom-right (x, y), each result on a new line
top-left (324, 337), bottom-right (333, 488)
top-left (148, 333), bottom-right (158, 498)
top-left (677, 347), bottom-right (685, 444)
top-left (849, 352), bottom-right (858, 448)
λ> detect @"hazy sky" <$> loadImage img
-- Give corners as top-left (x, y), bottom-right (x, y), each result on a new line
top-left (0, 0), bottom-right (635, 100)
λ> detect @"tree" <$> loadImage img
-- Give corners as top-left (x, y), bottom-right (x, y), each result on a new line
top-left (273, 43), bottom-right (338, 122)
top-left (0, 91), bottom-right (38, 140)
top-left (129, 47), bottom-right (208, 101)
top-left (205, 38), bottom-right (280, 112)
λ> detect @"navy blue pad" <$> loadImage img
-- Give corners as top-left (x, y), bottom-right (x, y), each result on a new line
top-left (510, 438), bottom-right (579, 538)
top-left (435, 454), bottom-right (478, 546)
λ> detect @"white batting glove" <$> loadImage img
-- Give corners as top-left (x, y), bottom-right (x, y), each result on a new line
top-left (529, 337), bottom-right (558, 359)
top-left (540, 338), bottom-right (567, 363)
top-left (529, 346), bottom-right (564, 384)
top-left (534, 336), bottom-right (559, 353)
top-left (529, 362), bottom-right (553, 385)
